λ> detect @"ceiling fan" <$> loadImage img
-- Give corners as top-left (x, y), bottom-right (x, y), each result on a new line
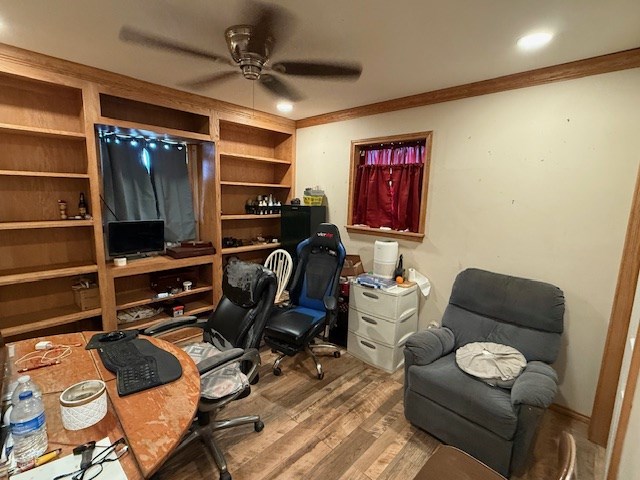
top-left (119, 2), bottom-right (362, 102)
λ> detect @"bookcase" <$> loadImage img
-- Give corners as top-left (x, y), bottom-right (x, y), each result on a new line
top-left (0, 72), bottom-right (102, 339)
top-left (0, 47), bottom-right (296, 342)
top-left (218, 117), bottom-right (295, 264)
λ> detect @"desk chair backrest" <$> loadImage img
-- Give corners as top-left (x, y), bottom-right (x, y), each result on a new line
top-left (264, 249), bottom-right (293, 302)
top-left (205, 259), bottom-right (277, 350)
top-left (289, 223), bottom-right (346, 312)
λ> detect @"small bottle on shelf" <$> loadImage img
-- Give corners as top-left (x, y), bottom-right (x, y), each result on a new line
top-left (78, 193), bottom-right (88, 218)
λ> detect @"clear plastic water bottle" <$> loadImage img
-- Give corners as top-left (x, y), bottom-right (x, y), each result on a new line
top-left (11, 375), bottom-right (42, 404)
top-left (10, 391), bottom-right (48, 466)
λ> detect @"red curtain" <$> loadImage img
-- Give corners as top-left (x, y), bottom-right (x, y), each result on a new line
top-left (352, 144), bottom-right (424, 232)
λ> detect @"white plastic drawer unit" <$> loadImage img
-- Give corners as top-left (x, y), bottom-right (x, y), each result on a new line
top-left (350, 283), bottom-right (418, 320)
top-left (348, 307), bottom-right (417, 347)
top-left (347, 331), bottom-right (407, 374)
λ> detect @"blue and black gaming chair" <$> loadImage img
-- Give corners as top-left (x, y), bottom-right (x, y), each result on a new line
top-left (263, 223), bottom-right (346, 379)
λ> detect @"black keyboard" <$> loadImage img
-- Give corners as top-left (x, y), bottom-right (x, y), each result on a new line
top-left (98, 341), bottom-right (163, 396)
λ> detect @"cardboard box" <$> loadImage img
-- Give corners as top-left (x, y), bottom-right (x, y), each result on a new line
top-left (73, 286), bottom-right (100, 311)
top-left (341, 254), bottom-right (365, 277)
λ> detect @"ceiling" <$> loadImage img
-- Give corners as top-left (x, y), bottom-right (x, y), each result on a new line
top-left (0, 0), bottom-right (639, 120)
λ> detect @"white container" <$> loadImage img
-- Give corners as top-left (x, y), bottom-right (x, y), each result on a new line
top-left (347, 331), bottom-right (408, 373)
top-left (60, 380), bottom-right (107, 431)
top-left (349, 283), bottom-right (418, 320)
top-left (373, 240), bottom-right (398, 279)
top-left (348, 307), bottom-right (418, 347)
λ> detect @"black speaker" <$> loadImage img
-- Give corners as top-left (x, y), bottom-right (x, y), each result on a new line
top-left (280, 205), bottom-right (327, 259)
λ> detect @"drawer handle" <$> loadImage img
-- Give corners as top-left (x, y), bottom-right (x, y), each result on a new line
top-left (360, 340), bottom-right (377, 350)
top-left (362, 316), bottom-right (378, 325)
top-left (400, 316), bottom-right (410, 324)
top-left (362, 291), bottom-right (379, 299)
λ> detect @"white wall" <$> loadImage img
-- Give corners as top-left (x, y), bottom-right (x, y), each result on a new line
top-left (295, 69), bottom-right (640, 416)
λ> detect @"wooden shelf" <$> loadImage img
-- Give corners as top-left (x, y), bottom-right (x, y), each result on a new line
top-left (0, 262), bottom-right (99, 287)
top-left (219, 151), bottom-right (291, 165)
top-left (107, 254), bottom-right (215, 278)
top-left (0, 170), bottom-right (90, 179)
top-left (115, 284), bottom-right (213, 311)
top-left (220, 181), bottom-right (291, 189)
top-left (221, 242), bottom-right (281, 255)
top-left (0, 220), bottom-right (94, 230)
top-left (118, 300), bottom-right (215, 331)
top-left (345, 225), bottom-right (425, 242)
top-left (97, 117), bottom-right (212, 143)
top-left (2, 306), bottom-right (102, 338)
top-left (0, 122), bottom-right (85, 139)
top-left (220, 214), bottom-right (281, 221)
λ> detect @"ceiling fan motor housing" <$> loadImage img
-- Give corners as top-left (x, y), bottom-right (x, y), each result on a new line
top-left (225, 25), bottom-right (273, 80)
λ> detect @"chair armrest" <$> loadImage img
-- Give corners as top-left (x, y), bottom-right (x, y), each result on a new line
top-left (197, 348), bottom-right (261, 384)
top-left (511, 361), bottom-right (558, 408)
top-left (140, 316), bottom-right (207, 336)
top-left (324, 296), bottom-right (337, 312)
top-left (404, 327), bottom-right (455, 367)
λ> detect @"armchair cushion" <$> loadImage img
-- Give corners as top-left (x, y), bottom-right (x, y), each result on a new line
top-left (183, 342), bottom-right (248, 400)
top-left (511, 361), bottom-right (558, 408)
top-left (405, 327), bottom-right (455, 366)
top-left (409, 353), bottom-right (518, 439)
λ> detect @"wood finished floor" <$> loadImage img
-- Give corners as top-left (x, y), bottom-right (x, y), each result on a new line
top-left (156, 348), bottom-right (605, 480)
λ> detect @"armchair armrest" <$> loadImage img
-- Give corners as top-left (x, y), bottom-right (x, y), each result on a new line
top-left (511, 361), bottom-right (558, 408)
top-left (140, 316), bottom-right (208, 336)
top-left (197, 347), bottom-right (261, 384)
top-left (323, 296), bottom-right (337, 312)
top-left (404, 327), bottom-right (455, 367)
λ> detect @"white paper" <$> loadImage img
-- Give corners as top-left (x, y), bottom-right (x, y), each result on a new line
top-left (11, 437), bottom-right (128, 480)
top-left (413, 271), bottom-right (431, 297)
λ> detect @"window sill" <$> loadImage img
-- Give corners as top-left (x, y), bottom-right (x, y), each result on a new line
top-left (345, 225), bottom-right (425, 242)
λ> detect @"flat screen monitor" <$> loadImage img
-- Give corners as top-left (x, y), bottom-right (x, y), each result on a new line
top-left (107, 220), bottom-right (165, 258)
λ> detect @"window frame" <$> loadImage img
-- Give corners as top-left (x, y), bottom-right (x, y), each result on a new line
top-left (346, 131), bottom-right (433, 242)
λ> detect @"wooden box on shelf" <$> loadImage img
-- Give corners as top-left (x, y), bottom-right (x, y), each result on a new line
top-left (73, 285), bottom-right (100, 311)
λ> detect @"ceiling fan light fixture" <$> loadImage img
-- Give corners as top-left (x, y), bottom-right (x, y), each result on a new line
top-left (277, 101), bottom-right (293, 113)
top-left (517, 32), bottom-right (553, 51)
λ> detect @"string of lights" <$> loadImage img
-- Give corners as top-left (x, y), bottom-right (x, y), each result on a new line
top-left (97, 131), bottom-right (186, 150)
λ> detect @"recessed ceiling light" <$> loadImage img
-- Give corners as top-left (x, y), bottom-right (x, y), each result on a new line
top-left (517, 32), bottom-right (553, 51)
top-left (276, 101), bottom-right (293, 113)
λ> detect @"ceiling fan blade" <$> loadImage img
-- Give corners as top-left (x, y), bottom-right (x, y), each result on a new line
top-left (178, 71), bottom-right (239, 90)
top-left (241, 0), bottom-right (294, 55)
top-left (119, 26), bottom-right (233, 65)
top-left (271, 61), bottom-right (362, 79)
top-left (258, 74), bottom-right (303, 102)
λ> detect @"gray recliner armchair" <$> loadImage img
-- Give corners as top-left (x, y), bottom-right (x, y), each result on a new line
top-left (403, 268), bottom-right (564, 477)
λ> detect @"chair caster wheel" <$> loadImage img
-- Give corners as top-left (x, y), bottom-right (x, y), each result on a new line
top-left (220, 471), bottom-right (232, 480)
top-left (333, 351), bottom-right (341, 358)
top-left (318, 371), bottom-right (325, 380)
top-left (255, 420), bottom-right (264, 432)
top-left (273, 367), bottom-right (282, 376)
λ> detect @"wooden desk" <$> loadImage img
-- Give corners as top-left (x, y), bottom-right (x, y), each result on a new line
top-left (10, 332), bottom-right (200, 479)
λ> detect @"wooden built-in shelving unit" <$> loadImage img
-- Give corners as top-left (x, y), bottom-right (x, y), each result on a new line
top-left (0, 46), bottom-right (295, 341)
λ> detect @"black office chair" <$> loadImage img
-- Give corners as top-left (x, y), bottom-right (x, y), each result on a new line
top-left (143, 259), bottom-right (277, 480)
top-left (263, 223), bottom-right (346, 379)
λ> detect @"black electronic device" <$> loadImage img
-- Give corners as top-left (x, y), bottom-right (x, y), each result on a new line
top-left (100, 331), bottom-right (126, 342)
top-left (98, 338), bottom-right (182, 396)
top-left (107, 220), bottom-right (165, 258)
top-left (85, 330), bottom-right (138, 350)
top-left (280, 205), bottom-right (327, 264)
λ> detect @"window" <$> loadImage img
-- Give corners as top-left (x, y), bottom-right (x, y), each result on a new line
top-left (347, 132), bottom-right (432, 241)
